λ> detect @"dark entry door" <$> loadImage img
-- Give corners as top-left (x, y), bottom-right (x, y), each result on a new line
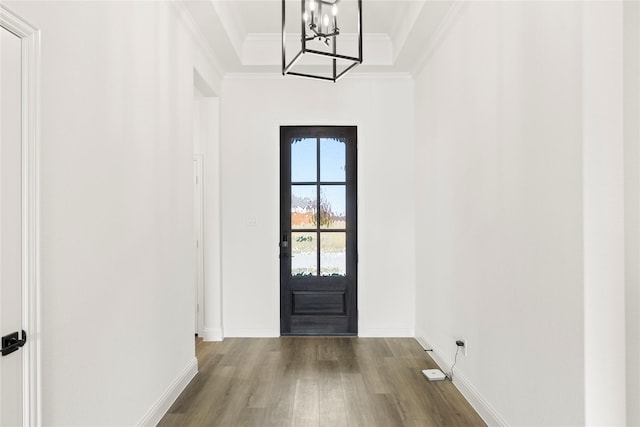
top-left (280, 126), bottom-right (357, 335)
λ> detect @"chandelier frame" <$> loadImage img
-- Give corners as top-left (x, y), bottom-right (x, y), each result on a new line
top-left (282, 0), bottom-right (363, 82)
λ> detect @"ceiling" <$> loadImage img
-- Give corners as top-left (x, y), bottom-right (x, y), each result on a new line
top-left (182, 0), bottom-right (455, 75)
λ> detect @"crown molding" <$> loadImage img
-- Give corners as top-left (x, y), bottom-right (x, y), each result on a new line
top-left (170, 0), bottom-right (225, 79)
top-left (224, 71), bottom-right (412, 81)
top-left (410, 0), bottom-right (467, 77)
top-left (389, 1), bottom-right (426, 62)
top-left (212, 1), bottom-right (246, 59)
top-left (173, 0), bottom-right (460, 79)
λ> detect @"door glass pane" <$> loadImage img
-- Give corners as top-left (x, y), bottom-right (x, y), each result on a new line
top-left (292, 185), bottom-right (317, 229)
top-left (319, 185), bottom-right (345, 230)
top-left (320, 138), bottom-right (345, 182)
top-left (320, 232), bottom-right (346, 276)
top-left (292, 232), bottom-right (317, 276)
top-left (291, 138), bottom-right (317, 182)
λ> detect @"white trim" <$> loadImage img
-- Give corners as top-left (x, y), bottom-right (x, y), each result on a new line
top-left (273, 127), bottom-right (280, 337)
top-left (415, 334), bottom-right (509, 427)
top-left (359, 328), bottom-right (415, 338)
top-left (201, 327), bottom-right (224, 342)
top-left (170, 0), bottom-right (225, 81)
top-left (136, 358), bottom-right (198, 427)
top-left (224, 328), bottom-right (278, 338)
top-left (410, 1), bottom-right (467, 77)
top-left (0, 5), bottom-right (41, 427)
top-left (224, 72), bottom-right (413, 81)
top-left (193, 155), bottom-right (204, 337)
top-left (389, 0), bottom-right (426, 62)
top-left (192, 95), bottom-right (225, 346)
top-left (212, 0), bottom-right (245, 59)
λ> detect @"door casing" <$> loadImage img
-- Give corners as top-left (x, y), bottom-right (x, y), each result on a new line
top-left (0, 5), bottom-right (40, 425)
top-left (193, 155), bottom-right (204, 336)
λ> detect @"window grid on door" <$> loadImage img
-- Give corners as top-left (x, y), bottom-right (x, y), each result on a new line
top-left (290, 136), bottom-right (347, 277)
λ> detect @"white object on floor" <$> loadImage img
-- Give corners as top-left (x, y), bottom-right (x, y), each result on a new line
top-left (422, 369), bottom-right (446, 381)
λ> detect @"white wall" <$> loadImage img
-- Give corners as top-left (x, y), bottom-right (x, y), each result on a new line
top-left (414, 2), bottom-right (637, 425)
top-left (414, 2), bottom-right (586, 425)
top-left (582, 3), bottom-right (626, 425)
top-left (4, 1), bottom-right (220, 424)
top-left (220, 75), bottom-right (415, 337)
top-left (624, 2), bottom-right (640, 425)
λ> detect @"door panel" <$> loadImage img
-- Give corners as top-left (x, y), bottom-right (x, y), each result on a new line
top-left (0, 25), bottom-right (24, 426)
top-left (280, 126), bottom-right (357, 335)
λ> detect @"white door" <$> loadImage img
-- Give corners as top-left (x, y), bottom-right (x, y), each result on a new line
top-left (0, 24), bottom-right (25, 426)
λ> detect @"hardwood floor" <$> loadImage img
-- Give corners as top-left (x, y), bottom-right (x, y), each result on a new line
top-left (158, 337), bottom-right (486, 427)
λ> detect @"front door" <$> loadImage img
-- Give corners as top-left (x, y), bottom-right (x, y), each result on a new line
top-left (0, 23), bottom-right (24, 426)
top-left (280, 126), bottom-right (357, 335)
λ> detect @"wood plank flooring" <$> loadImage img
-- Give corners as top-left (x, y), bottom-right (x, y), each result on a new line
top-left (158, 337), bottom-right (486, 427)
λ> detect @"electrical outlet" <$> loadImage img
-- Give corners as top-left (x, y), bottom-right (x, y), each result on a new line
top-left (460, 338), bottom-right (467, 356)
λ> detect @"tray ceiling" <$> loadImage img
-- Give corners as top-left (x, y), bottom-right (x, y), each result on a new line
top-left (181, 0), bottom-right (455, 75)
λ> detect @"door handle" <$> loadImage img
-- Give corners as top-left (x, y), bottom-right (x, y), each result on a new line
top-left (1, 330), bottom-right (27, 356)
top-left (280, 234), bottom-right (290, 258)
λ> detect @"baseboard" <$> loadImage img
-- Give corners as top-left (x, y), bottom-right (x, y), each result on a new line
top-left (223, 328), bottom-right (278, 338)
top-left (359, 327), bottom-right (415, 337)
top-left (136, 357), bottom-right (198, 427)
top-left (221, 327), bottom-right (415, 338)
top-left (201, 327), bottom-right (224, 342)
top-left (415, 333), bottom-right (509, 427)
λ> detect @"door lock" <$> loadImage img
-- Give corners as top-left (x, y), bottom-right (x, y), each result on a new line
top-left (1, 330), bottom-right (26, 356)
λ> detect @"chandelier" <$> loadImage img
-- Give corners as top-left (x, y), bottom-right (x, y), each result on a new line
top-left (282, 0), bottom-right (363, 82)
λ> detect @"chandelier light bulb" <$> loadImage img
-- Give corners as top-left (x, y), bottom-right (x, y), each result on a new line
top-left (309, 0), bottom-right (316, 12)
top-left (323, 14), bottom-right (329, 28)
top-left (303, 11), bottom-right (308, 22)
top-left (332, 4), bottom-right (338, 16)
